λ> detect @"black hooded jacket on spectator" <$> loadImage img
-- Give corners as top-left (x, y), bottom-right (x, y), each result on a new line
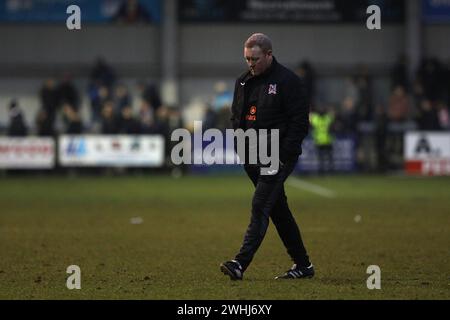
top-left (230, 57), bottom-right (310, 163)
top-left (7, 100), bottom-right (28, 137)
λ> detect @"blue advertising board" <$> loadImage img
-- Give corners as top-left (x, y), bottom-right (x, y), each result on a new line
top-left (295, 137), bottom-right (357, 173)
top-left (179, 0), bottom-right (404, 23)
top-left (0, 0), bottom-right (161, 23)
top-left (423, 0), bottom-right (450, 24)
top-left (188, 135), bottom-right (356, 175)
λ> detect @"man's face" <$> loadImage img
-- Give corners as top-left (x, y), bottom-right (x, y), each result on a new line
top-left (244, 46), bottom-right (272, 76)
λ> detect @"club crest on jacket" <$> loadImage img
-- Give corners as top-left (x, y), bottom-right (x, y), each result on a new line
top-left (268, 84), bottom-right (277, 95)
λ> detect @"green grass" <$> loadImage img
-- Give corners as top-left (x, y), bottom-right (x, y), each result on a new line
top-left (0, 174), bottom-right (449, 299)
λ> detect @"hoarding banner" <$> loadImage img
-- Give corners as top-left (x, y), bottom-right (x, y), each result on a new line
top-left (0, 137), bottom-right (55, 169)
top-left (423, 0), bottom-right (450, 24)
top-left (0, 0), bottom-right (161, 23)
top-left (295, 137), bottom-right (356, 173)
top-left (404, 132), bottom-right (450, 176)
top-left (188, 136), bottom-right (356, 174)
top-left (59, 135), bottom-right (165, 167)
top-left (179, 0), bottom-right (404, 23)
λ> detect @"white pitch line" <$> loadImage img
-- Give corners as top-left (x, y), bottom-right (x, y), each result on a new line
top-left (287, 177), bottom-right (337, 198)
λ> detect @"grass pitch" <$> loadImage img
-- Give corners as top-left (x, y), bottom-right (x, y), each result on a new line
top-left (0, 173), bottom-right (449, 299)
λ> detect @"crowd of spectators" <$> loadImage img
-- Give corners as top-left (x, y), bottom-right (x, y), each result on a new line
top-left (4, 56), bottom-right (450, 168)
top-left (183, 56), bottom-right (449, 172)
top-left (5, 57), bottom-right (182, 141)
top-left (290, 55), bottom-right (449, 171)
top-left (328, 56), bottom-right (450, 134)
top-left (198, 56), bottom-right (450, 139)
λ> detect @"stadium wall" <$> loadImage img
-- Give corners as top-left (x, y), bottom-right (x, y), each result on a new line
top-left (0, 25), bottom-right (160, 75)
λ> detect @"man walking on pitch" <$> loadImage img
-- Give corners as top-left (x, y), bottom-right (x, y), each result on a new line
top-left (220, 33), bottom-right (314, 280)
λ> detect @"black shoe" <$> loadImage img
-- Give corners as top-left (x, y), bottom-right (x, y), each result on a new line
top-left (275, 263), bottom-right (315, 279)
top-left (220, 260), bottom-right (243, 280)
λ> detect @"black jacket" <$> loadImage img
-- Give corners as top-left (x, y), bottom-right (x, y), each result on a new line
top-left (231, 57), bottom-right (310, 162)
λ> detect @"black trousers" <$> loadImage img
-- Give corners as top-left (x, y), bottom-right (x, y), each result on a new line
top-left (235, 160), bottom-right (310, 271)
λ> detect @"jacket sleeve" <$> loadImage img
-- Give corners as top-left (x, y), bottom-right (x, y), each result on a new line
top-left (280, 74), bottom-right (310, 162)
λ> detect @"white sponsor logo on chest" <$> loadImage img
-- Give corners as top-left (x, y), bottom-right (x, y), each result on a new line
top-left (268, 84), bottom-right (277, 95)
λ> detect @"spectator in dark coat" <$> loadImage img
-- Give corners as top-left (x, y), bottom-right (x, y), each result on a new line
top-left (296, 61), bottom-right (316, 109)
top-left (36, 109), bottom-right (55, 137)
top-left (7, 100), bottom-right (28, 137)
top-left (90, 57), bottom-right (116, 89)
top-left (138, 81), bottom-right (162, 114)
top-left (101, 101), bottom-right (119, 134)
top-left (39, 78), bottom-right (59, 132)
top-left (58, 74), bottom-right (80, 111)
top-left (334, 97), bottom-right (358, 135)
top-left (417, 99), bottom-right (441, 131)
top-left (62, 103), bottom-right (83, 134)
top-left (118, 105), bottom-right (141, 134)
top-left (115, 84), bottom-right (132, 112)
top-left (89, 85), bottom-right (110, 124)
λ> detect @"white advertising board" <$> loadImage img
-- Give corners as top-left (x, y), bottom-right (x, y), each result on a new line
top-left (59, 135), bottom-right (165, 167)
top-left (0, 137), bottom-right (55, 169)
top-left (404, 132), bottom-right (450, 175)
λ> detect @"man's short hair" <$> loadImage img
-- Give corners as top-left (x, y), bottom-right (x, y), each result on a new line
top-left (244, 33), bottom-right (272, 53)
